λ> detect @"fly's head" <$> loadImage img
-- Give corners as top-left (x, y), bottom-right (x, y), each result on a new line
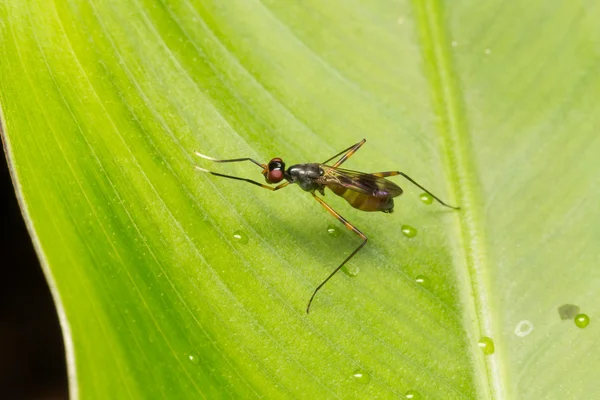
top-left (263, 158), bottom-right (286, 184)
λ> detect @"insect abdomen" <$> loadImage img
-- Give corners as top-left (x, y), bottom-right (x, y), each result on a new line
top-left (329, 185), bottom-right (394, 212)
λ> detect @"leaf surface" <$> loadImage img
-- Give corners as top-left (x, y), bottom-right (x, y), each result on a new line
top-left (1, 0), bottom-right (598, 398)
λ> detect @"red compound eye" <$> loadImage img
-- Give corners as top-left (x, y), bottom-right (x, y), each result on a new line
top-left (267, 169), bottom-right (284, 183)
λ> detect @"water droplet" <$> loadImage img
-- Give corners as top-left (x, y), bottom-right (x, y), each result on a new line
top-left (485, 48), bottom-right (491, 54)
top-left (233, 230), bottom-right (248, 244)
top-left (514, 320), bottom-right (534, 337)
top-left (451, 40), bottom-right (458, 47)
top-left (478, 337), bottom-right (495, 355)
top-left (188, 352), bottom-right (200, 365)
top-left (401, 225), bottom-right (417, 238)
top-left (342, 265), bottom-right (360, 278)
top-left (405, 390), bottom-right (422, 399)
top-left (419, 193), bottom-right (433, 204)
top-left (352, 369), bottom-right (370, 384)
top-left (574, 313), bottom-right (590, 328)
top-left (558, 304), bottom-right (580, 320)
top-left (326, 224), bottom-right (340, 237)
top-left (415, 275), bottom-right (430, 288)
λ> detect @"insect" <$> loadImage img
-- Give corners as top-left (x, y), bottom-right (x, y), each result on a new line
top-left (195, 139), bottom-right (459, 313)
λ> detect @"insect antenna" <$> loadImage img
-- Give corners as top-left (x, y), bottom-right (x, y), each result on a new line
top-left (194, 151), bottom-right (265, 169)
top-left (194, 152), bottom-right (289, 191)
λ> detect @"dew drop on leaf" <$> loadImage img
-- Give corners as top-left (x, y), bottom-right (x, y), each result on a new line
top-left (342, 265), bottom-right (360, 278)
top-left (419, 192), bottom-right (433, 204)
top-left (574, 313), bottom-right (590, 328)
top-left (352, 369), bottom-right (370, 384)
top-left (401, 225), bottom-right (417, 238)
top-left (478, 336), bottom-right (495, 355)
top-left (232, 230), bottom-right (249, 244)
top-left (326, 224), bottom-right (340, 237)
top-left (415, 275), bottom-right (430, 288)
top-left (405, 389), bottom-right (422, 399)
top-left (188, 352), bottom-right (200, 365)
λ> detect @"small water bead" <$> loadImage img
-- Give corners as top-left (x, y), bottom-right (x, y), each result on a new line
top-left (232, 230), bottom-right (249, 244)
top-left (401, 225), bottom-right (417, 238)
top-left (326, 224), bottom-right (340, 237)
top-left (188, 352), bottom-right (200, 365)
top-left (478, 337), bottom-right (495, 355)
top-left (415, 275), bottom-right (430, 288)
top-left (574, 313), bottom-right (590, 328)
top-left (405, 390), bottom-right (422, 399)
top-left (352, 369), bottom-right (370, 384)
top-left (342, 265), bottom-right (360, 278)
top-left (514, 320), bottom-right (534, 337)
top-left (419, 192), bottom-right (433, 205)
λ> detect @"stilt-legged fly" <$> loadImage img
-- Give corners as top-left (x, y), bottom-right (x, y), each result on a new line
top-left (195, 139), bottom-right (459, 313)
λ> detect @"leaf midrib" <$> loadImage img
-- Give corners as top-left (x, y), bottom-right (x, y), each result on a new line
top-left (411, 0), bottom-right (508, 398)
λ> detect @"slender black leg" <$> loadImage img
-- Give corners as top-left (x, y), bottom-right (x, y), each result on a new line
top-left (307, 193), bottom-right (368, 313)
top-left (321, 139), bottom-right (366, 166)
top-left (195, 166), bottom-right (289, 191)
top-left (371, 171), bottom-right (459, 209)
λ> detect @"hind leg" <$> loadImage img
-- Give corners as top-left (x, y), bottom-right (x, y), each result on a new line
top-left (371, 171), bottom-right (459, 209)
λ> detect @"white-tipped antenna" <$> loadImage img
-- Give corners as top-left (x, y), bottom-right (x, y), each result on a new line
top-left (193, 151), bottom-right (265, 169)
top-left (194, 151), bottom-right (217, 161)
top-left (194, 166), bottom-right (211, 173)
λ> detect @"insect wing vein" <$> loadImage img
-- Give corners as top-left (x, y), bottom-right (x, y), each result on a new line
top-left (320, 165), bottom-right (402, 197)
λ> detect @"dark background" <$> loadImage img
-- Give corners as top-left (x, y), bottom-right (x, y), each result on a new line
top-left (1, 152), bottom-right (68, 399)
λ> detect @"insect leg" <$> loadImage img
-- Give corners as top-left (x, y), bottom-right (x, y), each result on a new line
top-left (195, 166), bottom-right (289, 191)
top-left (371, 171), bottom-right (459, 209)
top-left (195, 151), bottom-right (266, 169)
top-left (307, 193), bottom-right (368, 313)
top-left (321, 139), bottom-right (366, 166)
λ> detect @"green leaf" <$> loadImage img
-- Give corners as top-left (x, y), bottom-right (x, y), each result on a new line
top-left (1, 0), bottom-right (598, 398)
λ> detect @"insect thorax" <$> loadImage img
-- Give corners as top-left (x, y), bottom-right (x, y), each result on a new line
top-left (285, 163), bottom-right (324, 192)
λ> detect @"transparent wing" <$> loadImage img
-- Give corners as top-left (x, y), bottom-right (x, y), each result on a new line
top-left (320, 165), bottom-right (403, 198)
